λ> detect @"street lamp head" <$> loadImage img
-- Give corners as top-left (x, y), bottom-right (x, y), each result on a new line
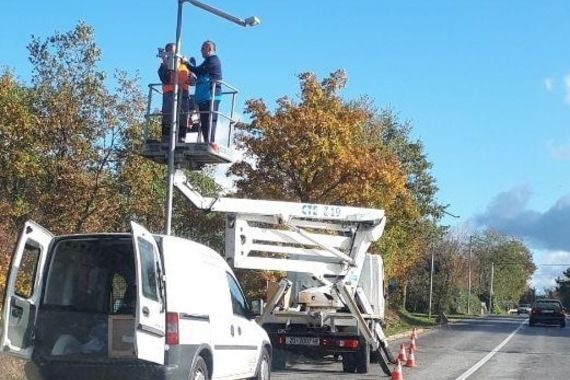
top-left (244, 16), bottom-right (261, 27)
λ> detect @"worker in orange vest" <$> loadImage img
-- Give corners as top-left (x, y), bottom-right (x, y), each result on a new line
top-left (158, 43), bottom-right (193, 143)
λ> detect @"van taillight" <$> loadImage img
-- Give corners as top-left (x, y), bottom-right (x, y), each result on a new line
top-left (166, 312), bottom-right (179, 345)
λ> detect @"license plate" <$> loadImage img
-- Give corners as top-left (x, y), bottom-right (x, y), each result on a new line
top-left (285, 336), bottom-right (320, 346)
top-left (542, 310), bottom-right (554, 314)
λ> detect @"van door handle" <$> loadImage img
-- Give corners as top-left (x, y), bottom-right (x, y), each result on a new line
top-left (230, 325), bottom-right (235, 337)
top-left (142, 306), bottom-right (150, 317)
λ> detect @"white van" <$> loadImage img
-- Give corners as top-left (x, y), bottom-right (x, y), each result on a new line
top-left (1, 221), bottom-right (271, 380)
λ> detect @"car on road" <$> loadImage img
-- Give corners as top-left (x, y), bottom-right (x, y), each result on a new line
top-left (529, 299), bottom-right (566, 327)
top-left (517, 304), bottom-right (531, 315)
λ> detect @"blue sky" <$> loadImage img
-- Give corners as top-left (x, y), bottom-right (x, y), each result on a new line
top-left (2, 1), bottom-right (570, 289)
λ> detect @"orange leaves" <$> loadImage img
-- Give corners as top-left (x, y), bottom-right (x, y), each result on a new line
top-left (230, 71), bottom-right (441, 280)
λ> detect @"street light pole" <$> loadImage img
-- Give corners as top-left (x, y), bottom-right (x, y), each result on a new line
top-left (164, 0), bottom-right (260, 235)
top-left (428, 249), bottom-right (434, 319)
top-left (467, 236), bottom-right (472, 315)
top-left (164, 0), bottom-right (185, 236)
top-left (489, 262), bottom-right (494, 314)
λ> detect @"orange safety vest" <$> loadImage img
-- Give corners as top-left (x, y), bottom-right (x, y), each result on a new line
top-left (162, 62), bottom-right (190, 93)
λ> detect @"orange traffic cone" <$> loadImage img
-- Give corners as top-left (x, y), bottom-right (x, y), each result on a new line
top-left (397, 343), bottom-right (408, 362)
top-left (405, 346), bottom-right (417, 368)
top-left (409, 337), bottom-right (417, 351)
top-left (391, 360), bottom-right (404, 380)
top-left (410, 327), bottom-right (418, 340)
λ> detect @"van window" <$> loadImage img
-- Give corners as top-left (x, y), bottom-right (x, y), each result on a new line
top-left (137, 237), bottom-right (159, 301)
top-left (226, 272), bottom-right (248, 318)
top-left (43, 238), bottom-right (134, 313)
top-left (14, 240), bottom-right (41, 299)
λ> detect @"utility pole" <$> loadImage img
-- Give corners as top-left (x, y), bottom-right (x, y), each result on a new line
top-left (489, 262), bottom-right (494, 314)
top-left (428, 249), bottom-right (434, 319)
top-left (467, 236), bottom-right (472, 315)
top-left (162, 0), bottom-right (260, 235)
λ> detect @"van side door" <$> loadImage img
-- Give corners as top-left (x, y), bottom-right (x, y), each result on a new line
top-left (225, 272), bottom-right (260, 377)
top-left (130, 221), bottom-right (166, 365)
top-left (1, 221), bottom-right (53, 360)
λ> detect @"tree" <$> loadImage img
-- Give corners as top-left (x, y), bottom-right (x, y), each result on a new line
top-left (229, 70), bottom-right (441, 278)
top-left (0, 23), bottom-right (223, 298)
top-left (555, 268), bottom-right (570, 308)
top-left (471, 231), bottom-right (536, 313)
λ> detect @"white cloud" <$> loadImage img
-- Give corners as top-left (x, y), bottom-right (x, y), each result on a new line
top-left (531, 249), bottom-right (570, 291)
top-left (548, 140), bottom-right (570, 160)
top-left (544, 77), bottom-right (554, 92)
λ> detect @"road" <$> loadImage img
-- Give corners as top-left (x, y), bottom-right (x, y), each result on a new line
top-left (271, 315), bottom-right (570, 380)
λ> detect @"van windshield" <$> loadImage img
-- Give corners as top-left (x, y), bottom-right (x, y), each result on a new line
top-left (43, 237), bottom-right (135, 314)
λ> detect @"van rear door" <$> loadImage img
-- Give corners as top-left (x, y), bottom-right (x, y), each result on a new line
top-left (130, 221), bottom-right (166, 365)
top-left (1, 221), bottom-right (53, 360)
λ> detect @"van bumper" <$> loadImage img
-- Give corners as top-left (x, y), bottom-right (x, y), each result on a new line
top-left (26, 345), bottom-right (198, 380)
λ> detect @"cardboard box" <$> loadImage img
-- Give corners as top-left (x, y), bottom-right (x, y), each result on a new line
top-left (108, 315), bottom-right (135, 358)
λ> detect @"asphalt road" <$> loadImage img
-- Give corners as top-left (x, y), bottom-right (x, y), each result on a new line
top-left (271, 315), bottom-right (570, 380)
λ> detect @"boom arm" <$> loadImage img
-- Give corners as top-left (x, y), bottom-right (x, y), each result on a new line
top-left (173, 170), bottom-right (386, 279)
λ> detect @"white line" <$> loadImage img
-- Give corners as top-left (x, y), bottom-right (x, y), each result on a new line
top-left (454, 319), bottom-right (527, 380)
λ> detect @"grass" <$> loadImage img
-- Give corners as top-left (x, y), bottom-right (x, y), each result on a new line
top-left (385, 308), bottom-right (437, 336)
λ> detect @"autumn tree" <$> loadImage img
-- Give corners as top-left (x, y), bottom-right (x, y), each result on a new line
top-left (229, 70), bottom-right (441, 279)
top-left (0, 23), bottom-right (222, 297)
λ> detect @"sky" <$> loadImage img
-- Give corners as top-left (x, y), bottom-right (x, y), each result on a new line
top-left (1, 1), bottom-right (570, 290)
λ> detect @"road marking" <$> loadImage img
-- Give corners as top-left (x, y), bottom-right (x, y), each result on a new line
top-left (454, 319), bottom-right (527, 380)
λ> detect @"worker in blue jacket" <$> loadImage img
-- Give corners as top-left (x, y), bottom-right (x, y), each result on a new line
top-left (184, 40), bottom-right (222, 143)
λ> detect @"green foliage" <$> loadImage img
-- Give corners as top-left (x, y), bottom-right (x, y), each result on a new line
top-left (555, 268), bottom-right (570, 308)
top-left (472, 231), bottom-right (536, 313)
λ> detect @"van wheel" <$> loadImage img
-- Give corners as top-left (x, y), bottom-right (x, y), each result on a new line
top-left (191, 356), bottom-right (209, 380)
top-left (253, 348), bottom-right (271, 380)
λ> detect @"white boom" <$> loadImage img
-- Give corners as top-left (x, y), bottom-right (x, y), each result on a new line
top-left (174, 170), bottom-right (386, 277)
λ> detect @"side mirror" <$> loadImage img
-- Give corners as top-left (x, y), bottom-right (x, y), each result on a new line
top-left (250, 299), bottom-right (265, 316)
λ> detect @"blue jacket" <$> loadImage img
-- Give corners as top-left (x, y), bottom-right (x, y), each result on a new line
top-left (185, 55), bottom-right (222, 104)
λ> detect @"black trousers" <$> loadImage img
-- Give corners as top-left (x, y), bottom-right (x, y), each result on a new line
top-left (161, 91), bottom-right (189, 142)
top-left (198, 100), bottom-right (220, 143)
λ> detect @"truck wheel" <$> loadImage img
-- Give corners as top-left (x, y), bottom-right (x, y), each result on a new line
top-left (190, 356), bottom-right (209, 380)
top-left (253, 348), bottom-right (271, 380)
top-left (342, 353), bottom-right (356, 373)
top-left (355, 342), bottom-right (370, 374)
top-left (272, 348), bottom-right (287, 370)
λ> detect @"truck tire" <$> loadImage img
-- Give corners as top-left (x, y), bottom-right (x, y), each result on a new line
top-left (342, 353), bottom-right (356, 373)
top-left (355, 342), bottom-right (370, 373)
top-left (272, 348), bottom-right (287, 370)
top-left (190, 356), bottom-right (209, 380)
